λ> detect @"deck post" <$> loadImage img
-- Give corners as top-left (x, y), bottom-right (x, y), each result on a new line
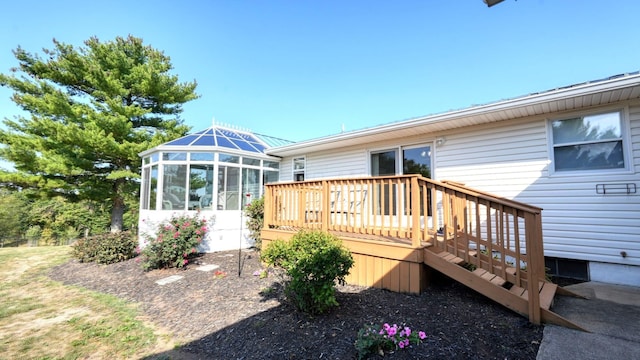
top-left (263, 185), bottom-right (273, 229)
top-left (525, 211), bottom-right (543, 325)
top-left (411, 176), bottom-right (421, 248)
top-left (321, 180), bottom-right (329, 232)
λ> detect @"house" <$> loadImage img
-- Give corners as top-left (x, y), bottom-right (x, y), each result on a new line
top-left (264, 71), bottom-right (640, 287)
top-left (139, 71), bottom-right (640, 288)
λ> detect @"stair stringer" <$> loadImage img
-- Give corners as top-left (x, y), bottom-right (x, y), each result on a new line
top-left (423, 248), bottom-right (587, 331)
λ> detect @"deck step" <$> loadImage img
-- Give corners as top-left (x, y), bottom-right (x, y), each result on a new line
top-left (472, 268), bottom-right (506, 286)
top-left (423, 247), bottom-right (584, 330)
top-left (438, 251), bottom-right (464, 265)
top-left (539, 282), bottom-right (557, 310)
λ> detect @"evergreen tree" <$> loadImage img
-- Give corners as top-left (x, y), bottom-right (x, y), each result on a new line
top-left (0, 35), bottom-right (198, 231)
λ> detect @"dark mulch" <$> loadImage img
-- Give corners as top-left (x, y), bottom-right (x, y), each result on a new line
top-left (49, 249), bottom-right (543, 359)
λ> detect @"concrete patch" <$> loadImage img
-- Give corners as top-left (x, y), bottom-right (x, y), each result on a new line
top-left (155, 275), bottom-right (183, 285)
top-left (196, 264), bottom-right (220, 272)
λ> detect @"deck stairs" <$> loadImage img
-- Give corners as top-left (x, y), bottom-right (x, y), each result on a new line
top-left (423, 245), bottom-right (587, 331)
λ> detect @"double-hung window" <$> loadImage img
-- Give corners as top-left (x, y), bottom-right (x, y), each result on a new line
top-left (551, 111), bottom-right (626, 172)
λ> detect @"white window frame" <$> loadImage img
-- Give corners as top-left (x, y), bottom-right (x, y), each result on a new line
top-left (547, 107), bottom-right (633, 176)
top-left (293, 156), bottom-right (306, 181)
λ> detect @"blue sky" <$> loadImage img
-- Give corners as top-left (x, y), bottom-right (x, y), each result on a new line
top-left (1, 0), bottom-right (639, 143)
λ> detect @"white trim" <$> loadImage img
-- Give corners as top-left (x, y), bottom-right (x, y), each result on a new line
top-left (292, 156), bottom-right (306, 181)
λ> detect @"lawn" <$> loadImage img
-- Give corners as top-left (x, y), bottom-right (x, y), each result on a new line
top-left (0, 246), bottom-right (175, 359)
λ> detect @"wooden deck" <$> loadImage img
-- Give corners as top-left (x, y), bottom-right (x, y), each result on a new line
top-left (261, 175), bottom-right (585, 329)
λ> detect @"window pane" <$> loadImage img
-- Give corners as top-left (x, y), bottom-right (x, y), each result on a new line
top-left (552, 112), bottom-right (621, 144)
top-left (162, 152), bottom-right (187, 161)
top-left (190, 152), bottom-right (214, 161)
top-left (149, 166), bottom-right (158, 210)
top-left (403, 146), bottom-right (431, 178)
top-left (162, 165), bottom-right (187, 210)
top-left (242, 157), bottom-right (260, 166)
top-left (142, 166), bottom-right (158, 210)
top-left (371, 150), bottom-right (396, 176)
top-left (219, 153), bottom-right (239, 163)
top-left (218, 166), bottom-right (240, 210)
top-left (264, 160), bottom-right (279, 169)
top-left (264, 170), bottom-right (279, 184)
top-left (554, 141), bottom-right (624, 171)
top-left (293, 157), bottom-right (305, 170)
top-left (242, 168), bottom-right (261, 207)
top-left (189, 165), bottom-right (214, 210)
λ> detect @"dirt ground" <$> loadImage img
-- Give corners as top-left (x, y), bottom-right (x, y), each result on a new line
top-left (49, 249), bottom-right (543, 359)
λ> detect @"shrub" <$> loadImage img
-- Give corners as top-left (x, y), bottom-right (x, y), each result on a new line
top-left (244, 196), bottom-right (264, 250)
top-left (72, 231), bottom-right (137, 264)
top-left (140, 213), bottom-right (207, 270)
top-left (261, 230), bottom-right (354, 314)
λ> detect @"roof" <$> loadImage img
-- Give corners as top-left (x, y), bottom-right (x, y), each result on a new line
top-left (139, 125), bottom-right (293, 158)
top-left (266, 71), bottom-right (640, 157)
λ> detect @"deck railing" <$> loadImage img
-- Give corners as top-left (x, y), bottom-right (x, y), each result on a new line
top-left (263, 175), bottom-right (545, 316)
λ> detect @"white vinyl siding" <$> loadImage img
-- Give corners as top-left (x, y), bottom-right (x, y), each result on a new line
top-left (278, 149), bottom-right (367, 182)
top-left (436, 108), bottom-right (640, 266)
top-left (277, 103), bottom-right (640, 267)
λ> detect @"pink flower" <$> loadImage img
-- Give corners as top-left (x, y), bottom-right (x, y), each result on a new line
top-left (195, 229), bottom-right (201, 235)
top-left (183, 259), bottom-right (188, 265)
top-left (387, 326), bottom-right (397, 337)
top-left (404, 327), bottom-right (411, 337)
top-left (200, 226), bottom-right (207, 232)
top-left (173, 231), bottom-right (180, 239)
top-left (191, 248), bottom-right (196, 253)
top-left (184, 221), bottom-right (191, 227)
top-left (418, 331), bottom-right (426, 340)
top-left (403, 339), bottom-right (409, 347)
top-left (398, 341), bottom-right (405, 349)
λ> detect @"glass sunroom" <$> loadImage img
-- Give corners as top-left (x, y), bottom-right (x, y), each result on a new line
top-left (138, 124), bottom-right (287, 252)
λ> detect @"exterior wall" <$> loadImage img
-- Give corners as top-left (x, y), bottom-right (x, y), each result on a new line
top-left (280, 102), bottom-right (640, 286)
top-left (279, 147), bottom-right (369, 182)
top-left (437, 104), bottom-right (640, 286)
top-left (138, 209), bottom-right (255, 253)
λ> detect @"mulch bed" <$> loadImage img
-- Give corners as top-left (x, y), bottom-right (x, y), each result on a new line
top-left (49, 249), bottom-right (543, 359)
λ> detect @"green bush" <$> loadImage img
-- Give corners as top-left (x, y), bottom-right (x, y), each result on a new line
top-left (140, 213), bottom-right (207, 270)
top-left (72, 231), bottom-right (137, 264)
top-left (261, 230), bottom-right (354, 314)
top-left (244, 196), bottom-right (264, 250)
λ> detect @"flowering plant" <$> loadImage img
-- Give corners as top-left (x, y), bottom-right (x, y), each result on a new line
top-left (140, 213), bottom-right (207, 270)
top-left (354, 322), bottom-right (426, 359)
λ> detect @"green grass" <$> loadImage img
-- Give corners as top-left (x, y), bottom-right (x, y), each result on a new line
top-left (0, 246), bottom-right (172, 359)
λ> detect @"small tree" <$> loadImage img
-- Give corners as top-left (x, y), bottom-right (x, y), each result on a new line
top-left (244, 196), bottom-right (264, 250)
top-left (261, 230), bottom-right (354, 314)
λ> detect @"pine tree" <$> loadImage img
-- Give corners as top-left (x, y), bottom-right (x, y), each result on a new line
top-left (0, 35), bottom-right (198, 232)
